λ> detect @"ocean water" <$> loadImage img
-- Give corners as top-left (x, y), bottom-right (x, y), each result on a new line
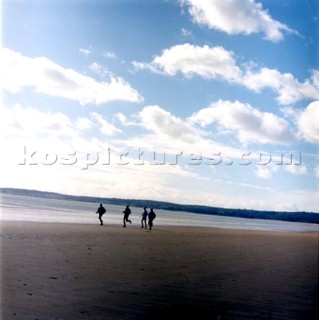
top-left (1, 193), bottom-right (318, 232)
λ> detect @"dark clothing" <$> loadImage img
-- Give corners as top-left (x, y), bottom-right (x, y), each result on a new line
top-left (96, 205), bottom-right (106, 225)
top-left (141, 208), bottom-right (148, 229)
top-left (148, 209), bottom-right (156, 230)
top-left (123, 206), bottom-right (131, 219)
top-left (96, 206), bottom-right (106, 215)
top-left (123, 206), bottom-right (132, 227)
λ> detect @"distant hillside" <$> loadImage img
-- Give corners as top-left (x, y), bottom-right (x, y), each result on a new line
top-left (1, 188), bottom-right (319, 224)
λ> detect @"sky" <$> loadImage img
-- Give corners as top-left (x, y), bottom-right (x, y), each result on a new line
top-left (1, 0), bottom-right (319, 213)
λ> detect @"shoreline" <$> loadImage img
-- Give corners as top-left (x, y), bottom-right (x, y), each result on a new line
top-left (1, 221), bottom-right (318, 319)
top-left (2, 188), bottom-right (319, 224)
top-left (1, 219), bottom-right (319, 233)
top-left (1, 193), bottom-right (319, 233)
top-left (1, 218), bottom-right (319, 233)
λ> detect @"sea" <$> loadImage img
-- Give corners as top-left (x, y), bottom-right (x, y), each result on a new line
top-left (1, 193), bottom-right (318, 233)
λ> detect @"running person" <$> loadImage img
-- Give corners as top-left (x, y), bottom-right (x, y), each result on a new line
top-left (141, 206), bottom-right (148, 229)
top-left (123, 205), bottom-right (132, 227)
top-left (96, 203), bottom-right (106, 225)
top-left (148, 208), bottom-right (156, 230)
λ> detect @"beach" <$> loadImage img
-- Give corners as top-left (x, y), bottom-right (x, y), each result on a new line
top-left (1, 221), bottom-right (318, 319)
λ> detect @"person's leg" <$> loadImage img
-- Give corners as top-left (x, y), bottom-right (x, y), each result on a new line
top-left (123, 216), bottom-right (126, 227)
top-left (99, 214), bottom-right (103, 225)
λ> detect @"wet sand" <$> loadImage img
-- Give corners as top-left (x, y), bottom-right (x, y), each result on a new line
top-left (1, 221), bottom-right (318, 319)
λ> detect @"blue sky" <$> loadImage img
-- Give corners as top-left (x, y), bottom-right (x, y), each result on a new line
top-left (1, 0), bottom-right (319, 212)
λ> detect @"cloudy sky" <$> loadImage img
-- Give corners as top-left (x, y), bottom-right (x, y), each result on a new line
top-left (1, 0), bottom-right (318, 212)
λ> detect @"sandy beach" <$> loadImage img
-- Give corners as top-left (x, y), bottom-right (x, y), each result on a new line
top-left (1, 221), bottom-right (318, 320)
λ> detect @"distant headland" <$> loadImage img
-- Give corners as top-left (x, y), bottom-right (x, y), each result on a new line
top-left (1, 188), bottom-right (318, 224)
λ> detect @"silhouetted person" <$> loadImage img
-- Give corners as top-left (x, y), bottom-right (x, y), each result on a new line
top-left (123, 205), bottom-right (132, 227)
top-left (96, 203), bottom-right (106, 225)
top-left (148, 208), bottom-right (156, 230)
top-left (141, 206), bottom-right (148, 229)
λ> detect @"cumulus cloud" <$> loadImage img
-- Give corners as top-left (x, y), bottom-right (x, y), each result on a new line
top-left (120, 104), bottom-right (284, 167)
top-left (133, 44), bottom-right (242, 82)
top-left (114, 113), bottom-right (128, 125)
top-left (243, 68), bottom-right (319, 105)
top-left (76, 117), bottom-right (94, 131)
top-left (134, 43), bottom-right (319, 105)
top-left (189, 100), bottom-right (295, 145)
top-left (180, 0), bottom-right (295, 42)
top-left (139, 105), bottom-right (201, 143)
top-left (0, 48), bottom-right (143, 105)
top-left (91, 112), bottom-right (122, 136)
top-left (0, 104), bottom-right (210, 206)
top-left (297, 101), bottom-right (319, 143)
top-left (0, 103), bottom-right (122, 143)
top-left (114, 113), bottom-right (139, 127)
top-left (0, 103), bottom-right (77, 139)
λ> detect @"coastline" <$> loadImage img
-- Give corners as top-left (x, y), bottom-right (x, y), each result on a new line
top-left (2, 189), bottom-right (319, 225)
top-left (1, 192), bottom-right (319, 233)
top-left (1, 221), bottom-right (318, 319)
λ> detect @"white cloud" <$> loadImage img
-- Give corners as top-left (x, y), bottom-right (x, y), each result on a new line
top-left (297, 101), bottom-right (319, 143)
top-left (2, 101), bottom-right (317, 212)
top-left (0, 103), bottom-right (210, 206)
top-left (133, 43), bottom-right (242, 83)
top-left (133, 44), bottom-right (319, 105)
top-left (255, 165), bottom-right (278, 179)
top-left (79, 48), bottom-right (92, 56)
top-left (114, 112), bottom-right (138, 127)
top-left (89, 62), bottom-right (104, 75)
top-left (180, 0), bottom-right (295, 42)
top-left (256, 167), bottom-right (272, 179)
top-left (115, 104), bottom-right (270, 168)
top-left (189, 100), bottom-right (295, 145)
top-left (180, 27), bottom-right (192, 38)
top-left (94, 166), bottom-right (215, 205)
top-left (0, 103), bottom-right (122, 158)
top-left (88, 62), bottom-right (113, 79)
top-left (284, 164), bottom-right (308, 175)
top-left (102, 51), bottom-right (117, 59)
top-left (0, 103), bottom-right (77, 139)
top-left (91, 112), bottom-right (122, 136)
top-left (243, 68), bottom-right (319, 105)
top-left (0, 48), bottom-right (143, 105)
top-left (315, 166), bottom-right (319, 178)
top-left (114, 113), bottom-right (128, 125)
top-left (139, 105), bottom-right (201, 143)
top-left (0, 103), bottom-right (83, 173)
top-left (76, 117), bottom-right (94, 131)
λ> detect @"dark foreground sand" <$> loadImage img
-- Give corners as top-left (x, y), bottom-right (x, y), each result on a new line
top-left (1, 221), bottom-right (318, 320)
